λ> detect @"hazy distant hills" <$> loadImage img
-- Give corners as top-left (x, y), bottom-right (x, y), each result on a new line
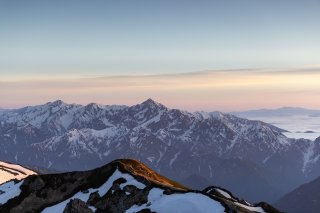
top-left (231, 107), bottom-right (320, 117)
top-left (0, 159), bottom-right (280, 213)
top-left (1, 99), bottom-right (320, 203)
top-left (232, 107), bottom-right (320, 141)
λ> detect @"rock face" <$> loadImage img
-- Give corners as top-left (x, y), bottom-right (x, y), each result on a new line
top-left (0, 99), bottom-right (319, 202)
top-left (63, 199), bottom-right (93, 213)
top-left (275, 175), bottom-right (320, 213)
top-left (0, 159), bottom-right (280, 213)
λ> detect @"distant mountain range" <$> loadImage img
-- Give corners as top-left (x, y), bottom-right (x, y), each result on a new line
top-left (0, 159), bottom-right (280, 213)
top-left (231, 107), bottom-right (320, 117)
top-left (0, 99), bottom-right (320, 203)
top-left (231, 107), bottom-right (320, 141)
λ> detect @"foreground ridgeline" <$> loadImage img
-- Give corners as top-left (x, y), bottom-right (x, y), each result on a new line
top-left (0, 159), bottom-right (280, 213)
top-left (0, 161), bottom-right (37, 185)
top-left (1, 99), bottom-right (320, 203)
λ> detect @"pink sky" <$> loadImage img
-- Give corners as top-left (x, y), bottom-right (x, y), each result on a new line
top-left (1, 68), bottom-right (320, 111)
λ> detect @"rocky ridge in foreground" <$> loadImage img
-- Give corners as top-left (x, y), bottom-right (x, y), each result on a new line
top-left (0, 159), bottom-right (280, 213)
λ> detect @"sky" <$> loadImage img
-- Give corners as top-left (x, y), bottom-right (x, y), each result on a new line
top-left (0, 0), bottom-right (320, 110)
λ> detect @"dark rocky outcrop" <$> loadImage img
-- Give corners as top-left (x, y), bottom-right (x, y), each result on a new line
top-left (64, 199), bottom-right (93, 213)
top-left (0, 159), bottom-right (280, 213)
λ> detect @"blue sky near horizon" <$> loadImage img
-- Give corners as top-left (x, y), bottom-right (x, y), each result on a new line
top-left (1, 0), bottom-right (320, 76)
top-left (0, 0), bottom-right (320, 110)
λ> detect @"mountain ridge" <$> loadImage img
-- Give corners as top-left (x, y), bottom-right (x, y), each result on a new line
top-left (0, 159), bottom-right (280, 213)
top-left (231, 106), bottom-right (320, 117)
top-left (0, 99), bottom-right (320, 203)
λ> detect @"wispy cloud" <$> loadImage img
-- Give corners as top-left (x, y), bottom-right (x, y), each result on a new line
top-left (1, 67), bottom-right (320, 111)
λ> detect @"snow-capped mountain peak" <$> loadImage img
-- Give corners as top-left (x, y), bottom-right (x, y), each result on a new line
top-left (140, 98), bottom-right (165, 108)
top-left (0, 99), bottom-right (319, 203)
top-left (45, 99), bottom-right (66, 107)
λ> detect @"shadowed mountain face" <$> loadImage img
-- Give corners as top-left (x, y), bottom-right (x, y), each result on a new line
top-left (0, 99), bottom-right (320, 202)
top-left (275, 175), bottom-right (320, 213)
top-left (0, 159), bottom-right (280, 213)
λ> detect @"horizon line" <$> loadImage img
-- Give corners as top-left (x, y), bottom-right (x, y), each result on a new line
top-left (1, 98), bottom-right (319, 113)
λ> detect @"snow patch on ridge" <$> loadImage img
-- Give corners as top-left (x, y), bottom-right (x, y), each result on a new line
top-left (126, 188), bottom-right (225, 213)
top-left (302, 141), bottom-right (320, 173)
top-left (169, 152), bottom-right (180, 167)
top-left (215, 188), bottom-right (232, 199)
top-left (0, 180), bottom-right (24, 204)
top-left (42, 168), bottom-right (146, 212)
top-left (235, 202), bottom-right (265, 213)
